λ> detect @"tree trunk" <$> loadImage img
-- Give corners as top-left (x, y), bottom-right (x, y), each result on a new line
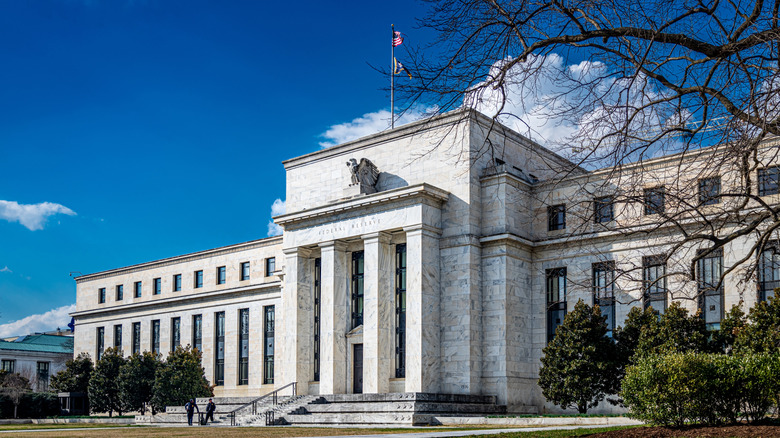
top-left (13, 404), bottom-right (17, 419)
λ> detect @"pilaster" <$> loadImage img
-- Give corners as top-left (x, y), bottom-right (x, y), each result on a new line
top-left (362, 232), bottom-right (394, 393)
top-left (279, 247), bottom-right (313, 394)
top-left (319, 241), bottom-right (349, 394)
top-left (404, 225), bottom-right (441, 393)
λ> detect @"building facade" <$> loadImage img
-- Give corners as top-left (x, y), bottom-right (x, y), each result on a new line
top-left (72, 110), bottom-right (780, 411)
top-left (0, 334), bottom-right (73, 392)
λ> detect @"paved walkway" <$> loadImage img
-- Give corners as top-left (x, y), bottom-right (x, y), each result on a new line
top-left (0, 423), bottom-right (637, 436)
top-left (304, 424), bottom-right (636, 438)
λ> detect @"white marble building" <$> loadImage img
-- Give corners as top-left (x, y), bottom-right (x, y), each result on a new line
top-left (72, 110), bottom-right (780, 412)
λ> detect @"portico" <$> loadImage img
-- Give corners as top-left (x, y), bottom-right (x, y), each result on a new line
top-left (275, 184), bottom-right (448, 396)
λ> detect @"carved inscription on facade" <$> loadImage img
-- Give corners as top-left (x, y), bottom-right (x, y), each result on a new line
top-left (318, 217), bottom-right (381, 236)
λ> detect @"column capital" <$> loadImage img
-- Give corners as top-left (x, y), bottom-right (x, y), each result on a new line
top-left (361, 231), bottom-right (392, 244)
top-left (283, 247), bottom-right (313, 258)
top-left (318, 240), bottom-right (349, 252)
top-left (403, 224), bottom-right (442, 238)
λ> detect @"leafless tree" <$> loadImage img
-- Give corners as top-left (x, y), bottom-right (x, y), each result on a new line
top-left (398, 0), bottom-right (780, 309)
top-left (0, 369), bottom-right (32, 419)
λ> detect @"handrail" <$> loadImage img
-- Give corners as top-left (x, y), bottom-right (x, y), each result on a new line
top-left (228, 381), bottom-right (297, 426)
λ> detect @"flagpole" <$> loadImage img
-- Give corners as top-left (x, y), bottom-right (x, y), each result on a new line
top-left (391, 24), bottom-right (395, 129)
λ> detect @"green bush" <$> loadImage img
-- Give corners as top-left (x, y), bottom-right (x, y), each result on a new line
top-left (621, 351), bottom-right (780, 426)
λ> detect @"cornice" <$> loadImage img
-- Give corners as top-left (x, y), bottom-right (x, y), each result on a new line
top-left (75, 236), bottom-right (283, 283)
top-left (274, 183), bottom-right (449, 227)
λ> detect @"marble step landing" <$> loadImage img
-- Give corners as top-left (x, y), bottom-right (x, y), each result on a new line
top-left (283, 412), bottom-right (434, 425)
top-left (135, 413), bottom-right (229, 424)
top-left (317, 393), bottom-right (500, 405)
top-left (166, 396), bottom-right (296, 414)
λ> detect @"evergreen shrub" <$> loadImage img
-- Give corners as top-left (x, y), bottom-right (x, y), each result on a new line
top-left (621, 351), bottom-right (780, 425)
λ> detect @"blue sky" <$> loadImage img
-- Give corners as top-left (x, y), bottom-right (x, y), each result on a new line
top-left (0, 0), bottom-right (432, 334)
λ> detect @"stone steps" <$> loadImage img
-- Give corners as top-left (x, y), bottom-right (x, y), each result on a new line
top-left (275, 393), bottom-right (508, 426)
top-left (301, 401), bottom-right (505, 414)
top-left (236, 395), bottom-right (319, 426)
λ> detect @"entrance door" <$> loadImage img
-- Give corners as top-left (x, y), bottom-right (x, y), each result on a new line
top-left (353, 344), bottom-right (363, 394)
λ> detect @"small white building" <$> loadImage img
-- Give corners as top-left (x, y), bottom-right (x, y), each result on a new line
top-left (71, 110), bottom-right (780, 413)
top-left (0, 334), bottom-right (73, 392)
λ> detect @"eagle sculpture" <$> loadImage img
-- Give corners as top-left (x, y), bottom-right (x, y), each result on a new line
top-left (346, 158), bottom-right (380, 189)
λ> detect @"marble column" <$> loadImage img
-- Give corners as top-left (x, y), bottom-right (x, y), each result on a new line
top-left (318, 241), bottom-right (349, 394)
top-left (404, 225), bottom-right (441, 393)
top-left (279, 247), bottom-right (313, 394)
top-left (362, 232), bottom-right (394, 393)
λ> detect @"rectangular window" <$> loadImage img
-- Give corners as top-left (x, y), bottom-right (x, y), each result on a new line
top-left (132, 322), bottom-right (141, 355)
top-left (351, 251), bottom-right (365, 329)
top-left (644, 186), bottom-right (666, 215)
top-left (313, 258), bottom-right (321, 382)
top-left (699, 177), bottom-right (721, 205)
top-left (0, 360), bottom-right (14, 373)
top-left (758, 243), bottom-right (780, 302)
top-left (134, 281), bottom-right (142, 298)
top-left (240, 262), bottom-right (250, 281)
top-left (643, 256), bottom-right (668, 313)
top-left (151, 320), bottom-right (160, 354)
top-left (153, 278), bottom-right (162, 295)
top-left (116, 285), bottom-right (123, 301)
top-left (96, 327), bottom-right (105, 360)
top-left (265, 258), bottom-right (276, 276)
top-left (546, 268), bottom-right (567, 343)
top-left (114, 324), bottom-right (122, 350)
top-left (547, 204), bottom-right (566, 231)
top-left (192, 314), bottom-right (203, 352)
top-left (758, 166), bottom-right (780, 196)
top-left (698, 248), bottom-right (724, 330)
top-left (36, 362), bottom-right (49, 392)
top-left (194, 271), bottom-right (203, 288)
top-left (594, 197), bottom-right (613, 223)
top-left (593, 261), bottom-right (616, 337)
top-left (264, 305), bottom-right (275, 384)
top-left (173, 274), bottom-right (182, 292)
top-left (217, 266), bottom-right (226, 285)
top-left (215, 311), bottom-right (225, 386)
top-left (238, 308), bottom-right (249, 385)
top-left (98, 288), bottom-right (106, 304)
top-left (171, 317), bottom-right (181, 352)
top-left (395, 244), bottom-right (407, 378)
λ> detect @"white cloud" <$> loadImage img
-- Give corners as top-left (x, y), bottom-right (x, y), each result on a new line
top-left (0, 266), bottom-right (11, 273)
top-left (319, 106), bottom-right (434, 148)
top-left (0, 200), bottom-right (76, 231)
top-left (0, 304), bottom-right (76, 338)
top-left (267, 198), bottom-right (285, 237)
top-left (465, 54), bottom-right (689, 165)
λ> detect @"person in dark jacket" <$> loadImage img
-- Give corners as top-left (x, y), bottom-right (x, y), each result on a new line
top-left (185, 398), bottom-right (199, 426)
top-left (205, 398), bottom-right (216, 424)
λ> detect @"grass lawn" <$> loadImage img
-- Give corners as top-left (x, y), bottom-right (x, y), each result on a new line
top-left (0, 424), bottom-right (140, 431)
top-left (0, 425), bottom-right (635, 437)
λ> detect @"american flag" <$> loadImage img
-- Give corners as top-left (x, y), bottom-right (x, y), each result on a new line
top-left (392, 31), bottom-right (403, 47)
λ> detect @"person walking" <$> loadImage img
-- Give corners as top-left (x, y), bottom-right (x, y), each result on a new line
top-left (185, 398), bottom-right (199, 426)
top-left (205, 398), bottom-right (216, 424)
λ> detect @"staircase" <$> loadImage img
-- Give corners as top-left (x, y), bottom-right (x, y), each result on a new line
top-left (139, 391), bottom-right (514, 427)
top-left (252, 393), bottom-right (509, 426)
